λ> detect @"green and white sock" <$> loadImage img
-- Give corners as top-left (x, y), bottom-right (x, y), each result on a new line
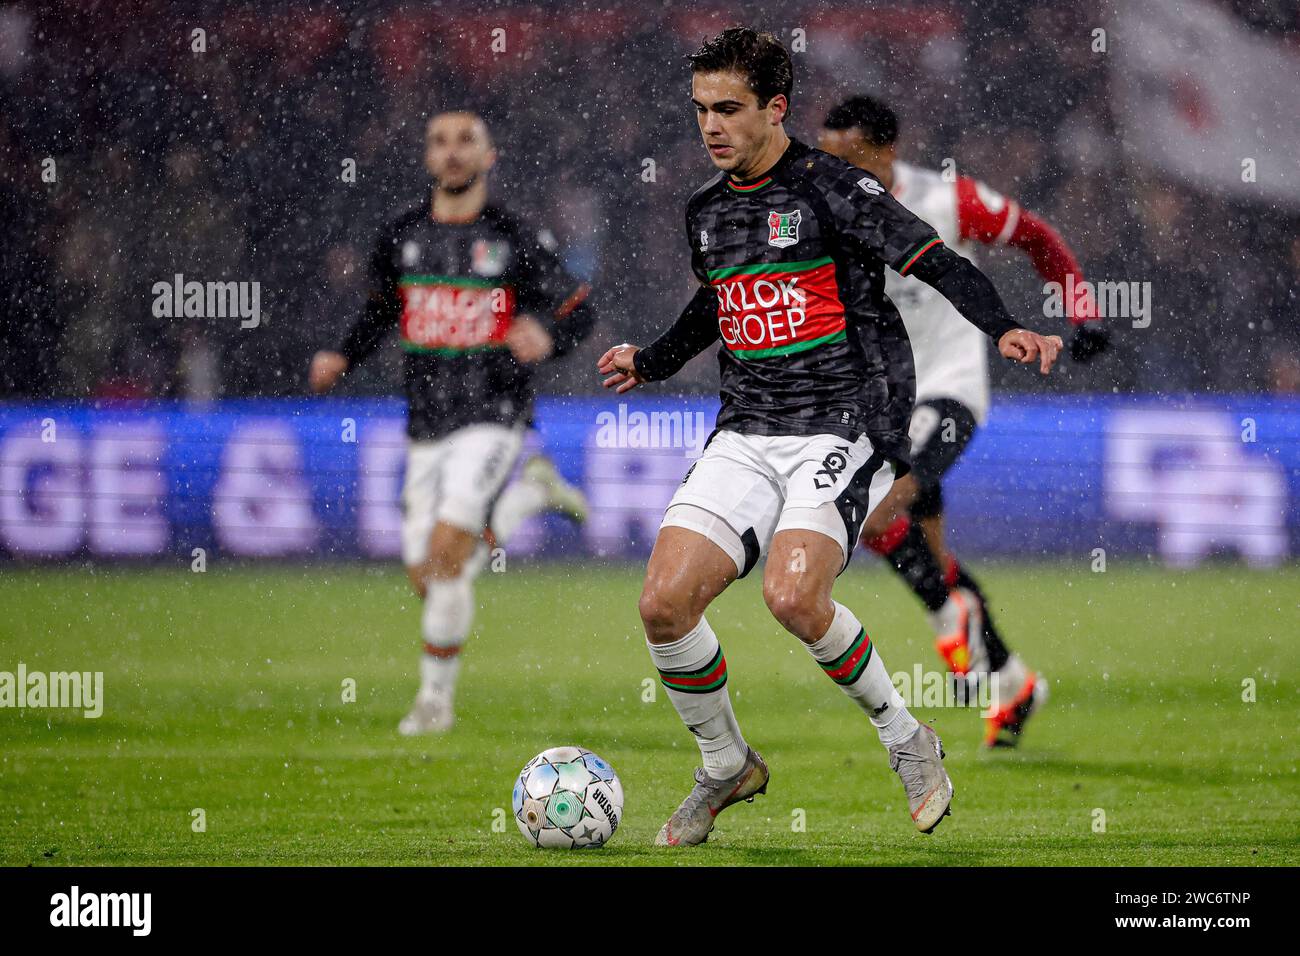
top-left (648, 616), bottom-right (748, 779)
top-left (807, 602), bottom-right (919, 748)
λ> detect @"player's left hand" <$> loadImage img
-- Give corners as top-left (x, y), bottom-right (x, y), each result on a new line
top-left (597, 343), bottom-right (645, 394)
top-left (506, 316), bottom-right (554, 364)
top-left (998, 329), bottom-right (1063, 375)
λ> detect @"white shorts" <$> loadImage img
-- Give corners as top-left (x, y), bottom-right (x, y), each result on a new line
top-left (401, 423), bottom-right (524, 567)
top-left (660, 429), bottom-right (895, 577)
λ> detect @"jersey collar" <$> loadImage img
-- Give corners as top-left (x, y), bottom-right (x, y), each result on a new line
top-left (725, 137), bottom-right (806, 193)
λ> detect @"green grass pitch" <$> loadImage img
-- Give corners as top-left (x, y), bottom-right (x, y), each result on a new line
top-left (1, 560), bottom-right (1296, 866)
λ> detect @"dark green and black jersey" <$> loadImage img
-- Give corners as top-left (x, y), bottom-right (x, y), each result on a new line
top-left (634, 137), bottom-right (1018, 467)
top-left (339, 199), bottom-right (594, 441)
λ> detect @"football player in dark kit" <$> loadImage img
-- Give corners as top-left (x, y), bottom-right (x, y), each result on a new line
top-left (312, 111), bottom-right (594, 735)
top-left (598, 29), bottom-right (1062, 846)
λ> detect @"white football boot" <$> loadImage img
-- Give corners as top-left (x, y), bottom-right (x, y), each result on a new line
top-left (654, 748), bottom-right (769, 847)
top-left (521, 454), bottom-right (588, 524)
top-left (888, 723), bottom-right (954, 833)
top-left (397, 690), bottom-right (454, 736)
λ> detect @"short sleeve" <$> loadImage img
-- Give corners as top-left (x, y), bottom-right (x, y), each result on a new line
top-left (956, 175), bottom-right (1020, 245)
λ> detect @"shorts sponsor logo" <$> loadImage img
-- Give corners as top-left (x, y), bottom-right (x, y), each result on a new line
top-left (813, 446), bottom-right (850, 489)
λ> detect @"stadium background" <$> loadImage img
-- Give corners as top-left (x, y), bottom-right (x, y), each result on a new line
top-left (0, 0), bottom-right (1296, 566)
top-left (1, 0), bottom-right (1297, 871)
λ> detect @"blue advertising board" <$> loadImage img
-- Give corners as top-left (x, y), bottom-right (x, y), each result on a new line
top-left (0, 395), bottom-right (1295, 566)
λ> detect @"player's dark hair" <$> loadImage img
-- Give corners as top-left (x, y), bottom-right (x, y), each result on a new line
top-left (687, 27), bottom-right (794, 117)
top-left (823, 95), bottom-right (899, 147)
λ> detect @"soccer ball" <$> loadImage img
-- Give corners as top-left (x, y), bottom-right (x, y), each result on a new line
top-left (512, 746), bottom-right (623, 848)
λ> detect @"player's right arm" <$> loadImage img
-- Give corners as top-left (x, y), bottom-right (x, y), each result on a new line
top-left (309, 223), bottom-right (402, 394)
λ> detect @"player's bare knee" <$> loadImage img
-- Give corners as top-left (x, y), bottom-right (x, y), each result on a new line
top-left (762, 575), bottom-right (826, 640)
top-left (639, 565), bottom-right (719, 643)
top-left (425, 521), bottom-right (477, 579)
top-left (638, 583), bottom-right (690, 644)
top-left (761, 582), bottom-right (803, 634)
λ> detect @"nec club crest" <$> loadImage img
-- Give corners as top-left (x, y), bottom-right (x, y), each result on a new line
top-left (471, 239), bottom-right (510, 277)
top-left (767, 209), bottom-right (801, 248)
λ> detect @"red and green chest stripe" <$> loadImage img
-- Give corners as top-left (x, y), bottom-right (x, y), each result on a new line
top-left (398, 274), bottom-right (515, 355)
top-left (657, 647), bottom-right (728, 694)
top-left (708, 256), bottom-right (846, 360)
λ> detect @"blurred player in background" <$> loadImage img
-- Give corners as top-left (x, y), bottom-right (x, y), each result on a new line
top-left (310, 111), bottom-right (594, 735)
top-left (600, 29), bottom-right (1063, 845)
top-left (820, 95), bottom-right (1109, 747)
